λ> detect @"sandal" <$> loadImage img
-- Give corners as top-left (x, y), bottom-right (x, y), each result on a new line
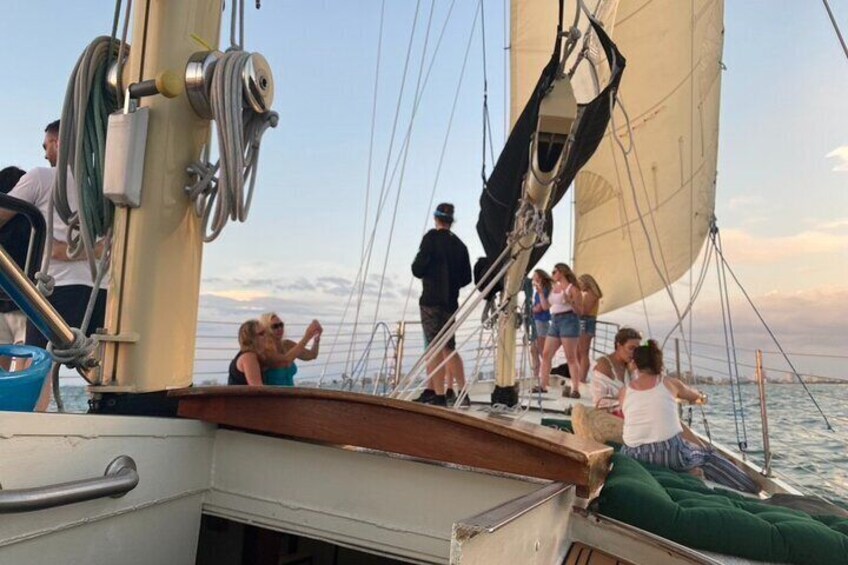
top-left (531, 386), bottom-right (548, 394)
top-left (570, 390), bottom-right (581, 399)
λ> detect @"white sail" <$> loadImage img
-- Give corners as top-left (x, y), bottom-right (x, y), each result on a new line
top-left (573, 0), bottom-right (725, 313)
top-left (510, 0), bottom-right (620, 126)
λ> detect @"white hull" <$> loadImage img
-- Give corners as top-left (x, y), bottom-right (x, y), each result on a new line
top-left (1, 390), bottom-right (787, 565)
top-left (0, 412), bottom-right (213, 564)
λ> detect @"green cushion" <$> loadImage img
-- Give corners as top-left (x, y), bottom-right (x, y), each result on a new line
top-left (597, 454), bottom-right (848, 564)
top-left (541, 418), bottom-right (574, 433)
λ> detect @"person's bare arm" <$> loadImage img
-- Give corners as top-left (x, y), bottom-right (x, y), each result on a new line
top-left (568, 284), bottom-right (584, 313)
top-left (0, 209), bottom-right (16, 229)
top-left (580, 290), bottom-right (598, 316)
top-left (665, 377), bottom-right (706, 404)
top-left (267, 321), bottom-right (320, 366)
top-left (594, 356), bottom-right (614, 380)
top-left (238, 352), bottom-right (264, 385)
top-left (298, 331), bottom-right (321, 361)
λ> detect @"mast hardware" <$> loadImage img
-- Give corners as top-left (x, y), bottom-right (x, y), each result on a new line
top-left (103, 72), bottom-right (183, 208)
top-left (185, 50), bottom-right (275, 119)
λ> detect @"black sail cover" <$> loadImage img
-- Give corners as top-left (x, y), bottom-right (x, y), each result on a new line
top-left (475, 20), bottom-right (625, 289)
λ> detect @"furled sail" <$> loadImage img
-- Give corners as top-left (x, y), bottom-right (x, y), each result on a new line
top-left (573, 0), bottom-right (725, 313)
top-left (476, 1), bottom-right (624, 282)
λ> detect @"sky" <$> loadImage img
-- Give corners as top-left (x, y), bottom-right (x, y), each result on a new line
top-left (0, 1), bottom-right (846, 387)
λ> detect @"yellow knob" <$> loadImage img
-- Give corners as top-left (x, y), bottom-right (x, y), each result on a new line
top-left (155, 70), bottom-right (184, 99)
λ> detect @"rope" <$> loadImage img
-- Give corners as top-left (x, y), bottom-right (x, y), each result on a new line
top-left (712, 242), bottom-right (833, 430)
top-left (822, 0), bottom-right (848, 61)
top-left (47, 328), bottom-right (99, 373)
top-left (366, 0), bottom-right (438, 367)
top-left (185, 50), bottom-right (279, 242)
top-left (322, 0), bottom-right (463, 384)
top-left (399, 0), bottom-right (474, 324)
top-left (338, 0), bottom-right (422, 378)
top-left (713, 227), bottom-right (749, 453)
top-left (609, 94), bottom-right (695, 371)
top-left (318, 1), bottom-right (389, 386)
top-left (393, 247), bottom-right (514, 397)
top-left (479, 0), bottom-right (496, 184)
top-left (46, 35), bottom-right (122, 375)
top-left (53, 36), bottom-right (121, 277)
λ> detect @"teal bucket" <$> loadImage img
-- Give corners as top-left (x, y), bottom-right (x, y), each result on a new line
top-left (0, 345), bottom-right (52, 412)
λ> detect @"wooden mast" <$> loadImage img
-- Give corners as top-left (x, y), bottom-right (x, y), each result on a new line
top-left (94, 1), bottom-right (224, 394)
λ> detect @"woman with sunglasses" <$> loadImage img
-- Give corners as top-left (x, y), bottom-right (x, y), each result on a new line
top-left (228, 320), bottom-right (270, 385)
top-left (538, 263), bottom-right (583, 396)
top-left (259, 312), bottom-right (322, 386)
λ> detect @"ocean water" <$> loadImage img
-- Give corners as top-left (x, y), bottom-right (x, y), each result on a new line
top-left (56, 382), bottom-right (847, 505)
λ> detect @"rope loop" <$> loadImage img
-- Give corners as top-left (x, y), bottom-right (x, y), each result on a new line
top-left (35, 271), bottom-right (55, 297)
top-left (48, 327), bottom-right (98, 371)
top-left (185, 50), bottom-right (279, 242)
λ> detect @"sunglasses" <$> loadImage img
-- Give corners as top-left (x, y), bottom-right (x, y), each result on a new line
top-left (271, 322), bottom-right (284, 330)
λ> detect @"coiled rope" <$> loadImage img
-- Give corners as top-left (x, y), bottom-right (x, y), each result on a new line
top-left (184, 50), bottom-right (279, 242)
top-left (47, 36), bottom-right (122, 378)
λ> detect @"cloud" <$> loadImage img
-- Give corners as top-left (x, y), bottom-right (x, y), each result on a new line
top-left (816, 218), bottom-right (848, 231)
top-left (727, 195), bottom-right (763, 211)
top-left (720, 227), bottom-right (848, 264)
top-left (826, 146), bottom-right (848, 172)
top-left (612, 286), bottom-right (848, 381)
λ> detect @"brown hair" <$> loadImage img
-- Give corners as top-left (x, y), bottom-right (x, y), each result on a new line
top-left (579, 274), bottom-right (603, 298)
top-left (633, 339), bottom-right (663, 374)
top-left (533, 268), bottom-right (553, 292)
top-left (553, 262), bottom-right (578, 286)
top-left (238, 320), bottom-right (266, 353)
top-left (614, 327), bottom-right (642, 347)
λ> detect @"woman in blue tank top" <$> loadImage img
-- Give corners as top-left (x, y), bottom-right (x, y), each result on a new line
top-left (530, 269), bottom-right (552, 386)
top-left (260, 312), bottom-right (322, 386)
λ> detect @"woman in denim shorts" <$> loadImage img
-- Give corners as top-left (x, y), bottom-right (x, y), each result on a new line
top-left (538, 263), bottom-right (583, 396)
top-left (531, 269), bottom-right (552, 382)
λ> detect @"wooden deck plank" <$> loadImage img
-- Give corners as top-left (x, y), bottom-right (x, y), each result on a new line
top-left (172, 386), bottom-right (612, 494)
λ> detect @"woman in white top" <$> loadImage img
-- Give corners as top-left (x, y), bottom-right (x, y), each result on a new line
top-left (537, 263), bottom-right (583, 395)
top-left (619, 340), bottom-right (759, 493)
top-left (591, 327), bottom-right (641, 414)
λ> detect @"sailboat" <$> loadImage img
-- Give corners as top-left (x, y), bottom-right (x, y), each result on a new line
top-left (0, 1), bottom-right (846, 564)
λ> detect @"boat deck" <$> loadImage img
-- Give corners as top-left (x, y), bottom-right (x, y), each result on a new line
top-left (172, 385), bottom-right (612, 496)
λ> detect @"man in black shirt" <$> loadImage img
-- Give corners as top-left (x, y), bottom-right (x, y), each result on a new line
top-left (0, 166), bottom-right (28, 369)
top-left (411, 203), bottom-right (472, 406)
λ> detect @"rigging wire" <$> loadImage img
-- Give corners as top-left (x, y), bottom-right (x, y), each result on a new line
top-left (821, 0), bottom-right (848, 61)
top-left (713, 227), bottom-right (749, 453)
top-left (323, 0), bottom-right (421, 383)
top-left (608, 94), bottom-right (695, 374)
top-left (712, 242), bottom-right (834, 431)
top-left (395, 0), bottom-right (477, 323)
top-left (319, 2), bottom-right (387, 385)
top-left (368, 0), bottom-right (438, 339)
top-left (324, 0), bottom-right (461, 384)
top-left (480, 0), bottom-right (497, 183)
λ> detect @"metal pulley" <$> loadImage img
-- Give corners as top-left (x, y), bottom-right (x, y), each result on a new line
top-left (184, 50), bottom-right (275, 119)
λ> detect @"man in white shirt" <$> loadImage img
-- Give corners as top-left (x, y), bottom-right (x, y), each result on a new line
top-left (0, 166), bottom-right (28, 367)
top-left (0, 120), bottom-right (107, 350)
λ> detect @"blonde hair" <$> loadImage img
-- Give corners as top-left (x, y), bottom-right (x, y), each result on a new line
top-left (579, 274), bottom-right (603, 298)
top-left (259, 312), bottom-right (277, 329)
top-left (237, 320), bottom-right (265, 352)
top-left (259, 312), bottom-right (285, 353)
